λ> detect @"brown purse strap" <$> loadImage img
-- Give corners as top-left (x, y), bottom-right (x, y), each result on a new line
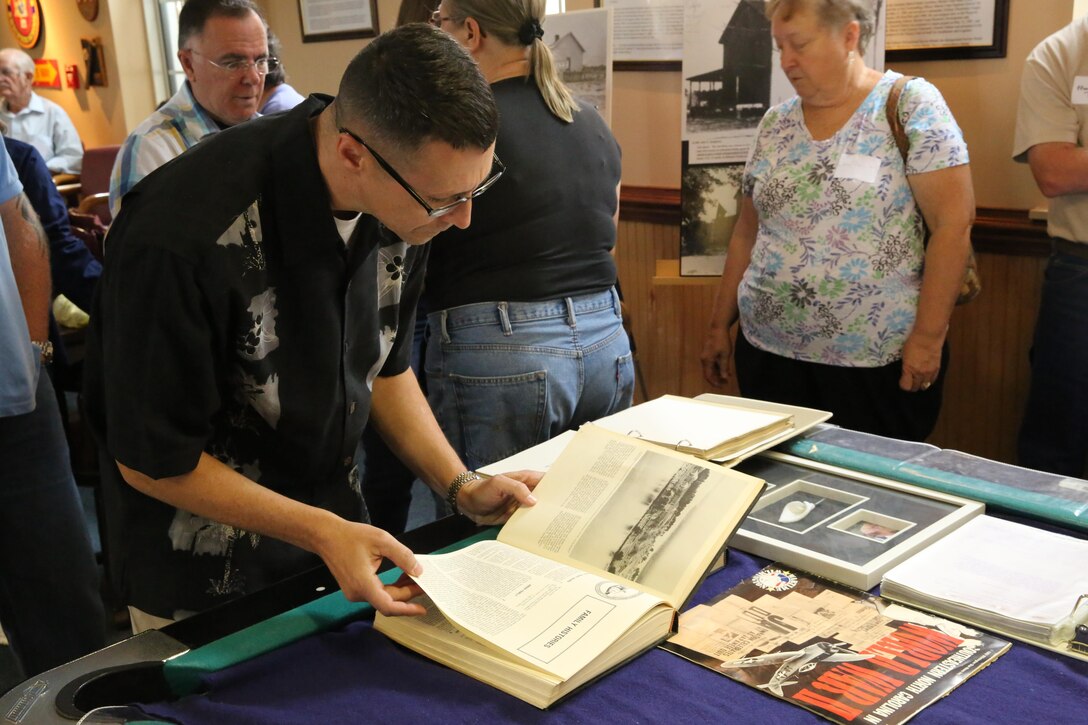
top-left (885, 75), bottom-right (916, 163)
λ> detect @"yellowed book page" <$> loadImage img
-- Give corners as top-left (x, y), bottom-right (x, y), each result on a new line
top-left (499, 425), bottom-right (765, 607)
top-left (411, 539), bottom-right (664, 681)
top-left (593, 395), bottom-right (791, 456)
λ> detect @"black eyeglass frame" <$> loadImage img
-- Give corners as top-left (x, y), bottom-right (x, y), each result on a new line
top-left (338, 127), bottom-right (504, 219)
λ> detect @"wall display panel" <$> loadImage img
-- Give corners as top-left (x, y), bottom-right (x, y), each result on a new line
top-left (886, 0), bottom-right (1009, 61)
top-left (600, 0), bottom-right (682, 69)
top-left (544, 8), bottom-right (614, 125)
top-left (679, 161), bottom-right (742, 276)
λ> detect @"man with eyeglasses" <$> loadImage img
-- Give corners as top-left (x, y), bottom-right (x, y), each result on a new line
top-left (85, 23), bottom-right (537, 633)
top-left (0, 48), bottom-right (84, 176)
top-left (109, 0), bottom-right (273, 218)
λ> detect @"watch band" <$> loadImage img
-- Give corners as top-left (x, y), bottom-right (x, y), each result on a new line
top-left (31, 340), bottom-right (53, 364)
top-left (446, 470), bottom-right (482, 516)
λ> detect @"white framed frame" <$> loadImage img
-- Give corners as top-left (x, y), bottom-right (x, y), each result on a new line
top-left (731, 452), bottom-right (984, 590)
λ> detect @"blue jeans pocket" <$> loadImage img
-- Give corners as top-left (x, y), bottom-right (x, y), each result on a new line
top-left (444, 369), bottom-right (548, 470)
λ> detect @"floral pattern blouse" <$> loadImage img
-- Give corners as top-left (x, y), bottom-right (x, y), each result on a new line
top-left (738, 71), bottom-right (969, 367)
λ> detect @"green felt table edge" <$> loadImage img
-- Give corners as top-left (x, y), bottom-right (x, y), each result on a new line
top-left (162, 526), bottom-right (500, 696)
top-left (780, 437), bottom-right (1088, 531)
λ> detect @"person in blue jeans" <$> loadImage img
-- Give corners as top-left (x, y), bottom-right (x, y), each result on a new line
top-left (425, 0), bottom-right (632, 471)
top-left (0, 139), bottom-right (105, 677)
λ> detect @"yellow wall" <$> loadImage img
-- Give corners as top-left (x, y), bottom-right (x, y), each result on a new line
top-left (260, 0), bottom-right (1076, 209)
top-left (893, 0), bottom-right (1074, 210)
top-left (0, 0), bottom-right (141, 147)
top-left (3, 0), bottom-right (1078, 205)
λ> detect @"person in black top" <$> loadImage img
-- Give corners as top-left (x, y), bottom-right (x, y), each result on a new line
top-left (426, 0), bottom-right (631, 471)
top-left (84, 25), bottom-right (539, 629)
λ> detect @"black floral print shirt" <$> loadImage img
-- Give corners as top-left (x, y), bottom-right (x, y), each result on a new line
top-left (85, 96), bottom-right (427, 616)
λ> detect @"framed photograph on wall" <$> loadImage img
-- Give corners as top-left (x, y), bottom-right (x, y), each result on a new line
top-left (731, 452), bottom-right (984, 589)
top-left (680, 162), bottom-right (744, 276)
top-left (543, 8), bottom-right (613, 126)
top-left (598, 0), bottom-right (681, 70)
top-left (298, 0), bottom-right (378, 43)
top-left (885, 0), bottom-right (1009, 61)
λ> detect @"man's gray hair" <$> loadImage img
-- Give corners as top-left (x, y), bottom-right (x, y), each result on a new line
top-left (766, 0), bottom-right (877, 55)
top-left (0, 48), bottom-right (35, 77)
top-left (177, 0), bottom-right (265, 49)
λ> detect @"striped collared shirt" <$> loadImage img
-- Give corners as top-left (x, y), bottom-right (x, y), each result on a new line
top-left (109, 82), bottom-right (238, 219)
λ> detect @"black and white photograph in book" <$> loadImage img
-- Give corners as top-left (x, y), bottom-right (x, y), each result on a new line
top-left (544, 8), bottom-right (613, 125)
top-left (681, 162), bottom-right (744, 276)
top-left (568, 449), bottom-right (719, 595)
top-left (731, 452), bottom-right (983, 589)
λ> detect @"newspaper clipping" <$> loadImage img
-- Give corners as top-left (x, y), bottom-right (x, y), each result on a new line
top-left (662, 565), bottom-right (1009, 723)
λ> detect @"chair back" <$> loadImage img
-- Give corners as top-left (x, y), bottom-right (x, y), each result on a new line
top-left (77, 145), bottom-right (120, 225)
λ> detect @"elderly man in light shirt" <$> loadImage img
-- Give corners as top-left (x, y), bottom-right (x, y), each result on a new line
top-left (0, 48), bottom-right (83, 176)
top-left (109, 0), bottom-right (270, 218)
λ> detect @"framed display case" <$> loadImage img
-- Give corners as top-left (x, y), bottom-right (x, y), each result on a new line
top-left (731, 452), bottom-right (984, 589)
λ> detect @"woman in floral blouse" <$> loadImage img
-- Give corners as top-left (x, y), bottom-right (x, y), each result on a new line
top-left (700, 0), bottom-right (974, 441)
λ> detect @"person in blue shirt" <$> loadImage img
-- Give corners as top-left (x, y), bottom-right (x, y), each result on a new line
top-left (0, 139), bottom-right (105, 677)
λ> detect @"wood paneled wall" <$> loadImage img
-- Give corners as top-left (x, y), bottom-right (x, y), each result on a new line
top-left (615, 192), bottom-right (1049, 464)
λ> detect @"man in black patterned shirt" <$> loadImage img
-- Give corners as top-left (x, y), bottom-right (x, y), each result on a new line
top-left (85, 25), bottom-right (538, 630)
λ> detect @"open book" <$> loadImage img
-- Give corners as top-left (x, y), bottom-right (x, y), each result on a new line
top-left (374, 424), bottom-right (766, 707)
top-left (594, 395), bottom-right (799, 462)
top-left (880, 515), bottom-right (1088, 661)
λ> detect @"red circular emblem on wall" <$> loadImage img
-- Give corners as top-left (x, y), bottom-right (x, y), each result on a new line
top-left (6, 0), bottom-right (42, 49)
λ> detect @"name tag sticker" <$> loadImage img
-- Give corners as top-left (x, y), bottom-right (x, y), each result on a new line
top-left (834, 153), bottom-right (881, 184)
top-left (1073, 77), bottom-right (1088, 105)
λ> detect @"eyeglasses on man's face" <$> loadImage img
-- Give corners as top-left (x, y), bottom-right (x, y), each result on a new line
top-left (189, 50), bottom-right (279, 76)
top-left (430, 9), bottom-right (458, 27)
top-left (339, 127), bottom-right (504, 219)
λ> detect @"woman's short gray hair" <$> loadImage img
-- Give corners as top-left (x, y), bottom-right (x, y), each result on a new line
top-left (766, 0), bottom-right (876, 55)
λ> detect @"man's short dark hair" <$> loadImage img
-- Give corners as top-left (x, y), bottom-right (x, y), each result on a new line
top-left (335, 24), bottom-right (498, 155)
top-left (178, 0), bottom-right (264, 49)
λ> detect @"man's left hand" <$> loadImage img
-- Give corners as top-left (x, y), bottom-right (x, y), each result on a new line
top-left (458, 470), bottom-right (542, 525)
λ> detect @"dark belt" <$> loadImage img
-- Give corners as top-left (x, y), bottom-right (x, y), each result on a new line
top-left (1053, 237), bottom-right (1088, 260)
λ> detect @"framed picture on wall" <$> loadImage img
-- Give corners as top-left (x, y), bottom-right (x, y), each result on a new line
top-left (598, 0), bottom-right (682, 71)
top-left (680, 161), bottom-right (743, 276)
top-left (298, 0), bottom-right (379, 43)
top-left (885, 0), bottom-right (1010, 61)
top-left (730, 452), bottom-right (984, 589)
top-left (543, 8), bottom-right (613, 125)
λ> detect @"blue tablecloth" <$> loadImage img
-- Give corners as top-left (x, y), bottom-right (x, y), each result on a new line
top-left (142, 547), bottom-right (1088, 725)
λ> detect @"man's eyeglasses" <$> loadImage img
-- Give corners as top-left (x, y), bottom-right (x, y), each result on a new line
top-left (429, 9), bottom-right (457, 27)
top-left (339, 127), bottom-right (504, 219)
top-left (190, 50), bottom-right (279, 76)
